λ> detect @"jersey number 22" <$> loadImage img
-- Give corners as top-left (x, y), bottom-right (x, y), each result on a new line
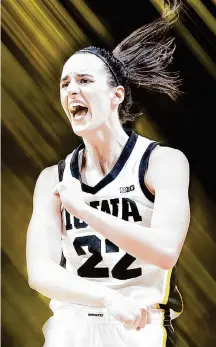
top-left (73, 235), bottom-right (142, 280)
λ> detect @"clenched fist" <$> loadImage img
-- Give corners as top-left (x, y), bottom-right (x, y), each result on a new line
top-left (104, 291), bottom-right (151, 331)
top-left (53, 172), bottom-right (86, 219)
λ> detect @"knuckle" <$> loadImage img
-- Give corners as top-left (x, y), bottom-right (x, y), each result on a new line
top-left (141, 309), bottom-right (147, 316)
top-left (124, 315), bottom-right (134, 323)
top-left (124, 319), bottom-right (132, 325)
top-left (136, 311), bottom-right (141, 319)
top-left (140, 318), bottom-right (147, 327)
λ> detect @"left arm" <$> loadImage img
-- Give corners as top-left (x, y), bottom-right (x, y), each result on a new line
top-left (55, 147), bottom-right (190, 270)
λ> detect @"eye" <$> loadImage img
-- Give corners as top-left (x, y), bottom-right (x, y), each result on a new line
top-left (80, 78), bottom-right (92, 84)
top-left (61, 81), bottom-right (70, 88)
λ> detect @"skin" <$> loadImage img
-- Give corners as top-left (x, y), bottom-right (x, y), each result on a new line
top-left (60, 53), bottom-right (128, 180)
top-left (26, 53), bottom-right (190, 332)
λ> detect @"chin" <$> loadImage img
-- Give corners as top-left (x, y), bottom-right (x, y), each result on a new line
top-left (71, 121), bottom-right (104, 138)
top-left (71, 122), bottom-right (92, 137)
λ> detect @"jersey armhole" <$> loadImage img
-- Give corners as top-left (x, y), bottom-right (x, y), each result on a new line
top-left (138, 142), bottom-right (160, 203)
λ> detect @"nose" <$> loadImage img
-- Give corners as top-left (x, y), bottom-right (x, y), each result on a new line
top-left (67, 79), bottom-right (79, 95)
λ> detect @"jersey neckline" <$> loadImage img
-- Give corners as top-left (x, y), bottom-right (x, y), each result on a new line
top-left (70, 130), bottom-right (138, 194)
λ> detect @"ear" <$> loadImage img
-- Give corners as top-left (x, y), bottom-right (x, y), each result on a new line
top-left (112, 86), bottom-right (125, 106)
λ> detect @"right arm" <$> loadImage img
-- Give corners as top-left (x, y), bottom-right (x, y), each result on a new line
top-left (26, 165), bottom-right (151, 329)
top-left (26, 165), bottom-right (114, 306)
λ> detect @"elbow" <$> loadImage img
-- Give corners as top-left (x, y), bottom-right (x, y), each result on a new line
top-left (159, 249), bottom-right (178, 270)
top-left (139, 247), bottom-right (178, 270)
top-left (28, 274), bottom-right (51, 296)
top-left (28, 273), bottom-right (43, 291)
top-left (27, 267), bottom-right (49, 292)
top-left (27, 259), bottom-right (57, 293)
top-left (27, 258), bottom-right (54, 291)
top-left (28, 278), bottom-right (38, 290)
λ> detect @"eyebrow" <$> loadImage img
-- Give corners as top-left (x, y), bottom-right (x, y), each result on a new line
top-left (60, 75), bottom-right (69, 83)
top-left (60, 73), bottom-right (94, 82)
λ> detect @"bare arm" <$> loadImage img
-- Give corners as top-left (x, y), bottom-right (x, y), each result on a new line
top-left (77, 147), bottom-right (190, 269)
top-left (26, 166), bottom-right (114, 306)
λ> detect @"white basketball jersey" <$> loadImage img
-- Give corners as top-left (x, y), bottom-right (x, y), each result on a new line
top-left (50, 131), bottom-right (182, 318)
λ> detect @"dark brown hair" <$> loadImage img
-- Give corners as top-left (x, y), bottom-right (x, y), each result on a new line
top-left (113, 0), bottom-right (181, 123)
top-left (78, 1), bottom-right (181, 124)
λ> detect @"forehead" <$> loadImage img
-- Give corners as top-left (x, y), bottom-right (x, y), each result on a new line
top-left (61, 53), bottom-right (105, 78)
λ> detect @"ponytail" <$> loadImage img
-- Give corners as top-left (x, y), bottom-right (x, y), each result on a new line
top-left (76, 1), bottom-right (181, 124)
top-left (113, 1), bottom-right (181, 101)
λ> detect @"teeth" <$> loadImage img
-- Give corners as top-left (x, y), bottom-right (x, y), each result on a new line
top-left (71, 104), bottom-right (80, 107)
top-left (70, 106), bottom-right (77, 113)
top-left (68, 103), bottom-right (88, 118)
top-left (69, 104), bottom-right (81, 112)
top-left (69, 103), bottom-right (85, 108)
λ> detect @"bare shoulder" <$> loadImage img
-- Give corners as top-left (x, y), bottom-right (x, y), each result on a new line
top-left (149, 145), bottom-right (189, 170)
top-left (33, 165), bottom-right (59, 202)
top-left (36, 165), bottom-right (58, 186)
top-left (146, 146), bottom-right (190, 191)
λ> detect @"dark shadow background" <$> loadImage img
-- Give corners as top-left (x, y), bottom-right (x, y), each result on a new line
top-left (2, 0), bottom-right (216, 346)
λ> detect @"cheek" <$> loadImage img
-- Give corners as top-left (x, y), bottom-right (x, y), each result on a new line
top-left (60, 91), bottom-right (68, 111)
top-left (84, 88), bottom-right (111, 111)
top-left (60, 91), bottom-right (71, 121)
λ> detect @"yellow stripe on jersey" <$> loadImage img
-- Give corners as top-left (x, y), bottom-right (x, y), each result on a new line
top-left (177, 286), bottom-right (184, 313)
top-left (162, 311), bottom-right (167, 346)
top-left (172, 287), bottom-right (184, 317)
top-left (162, 269), bottom-right (172, 304)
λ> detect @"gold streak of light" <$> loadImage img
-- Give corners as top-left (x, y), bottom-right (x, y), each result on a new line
top-left (70, 0), bottom-right (114, 45)
top-left (2, 298), bottom-right (43, 347)
top-left (2, 0), bottom-right (89, 79)
top-left (149, 0), bottom-right (216, 81)
top-left (2, 87), bottom-right (58, 168)
top-left (175, 20), bottom-right (216, 81)
top-left (186, 0), bottom-right (216, 36)
top-left (32, 0), bottom-right (89, 47)
top-left (180, 245), bottom-right (216, 305)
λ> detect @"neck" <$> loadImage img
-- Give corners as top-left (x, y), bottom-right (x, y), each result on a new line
top-left (82, 119), bottom-right (129, 175)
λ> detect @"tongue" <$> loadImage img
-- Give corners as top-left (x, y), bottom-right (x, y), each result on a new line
top-left (75, 108), bottom-right (88, 117)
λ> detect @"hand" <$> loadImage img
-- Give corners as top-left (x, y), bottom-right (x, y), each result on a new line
top-left (53, 173), bottom-right (86, 219)
top-left (103, 291), bottom-right (151, 331)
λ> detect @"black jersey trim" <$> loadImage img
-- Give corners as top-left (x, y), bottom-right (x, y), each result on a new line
top-left (58, 159), bottom-right (65, 182)
top-left (70, 130), bottom-right (138, 194)
top-left (164, 325), bottom-right (176, 347)
top-left (138, 141), bottom-right (159, 203)
top-left (162, 308), bottom-right (176, 347)
top-left (57, 159), bottom-right (66, 269)
top-left (161, 266), bottom-right (183, 314)
top-left (59, 252), bottom-right (66, 268)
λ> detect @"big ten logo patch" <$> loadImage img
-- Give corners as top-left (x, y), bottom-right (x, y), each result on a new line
top-left (120, 185), bottom-right (135, 193)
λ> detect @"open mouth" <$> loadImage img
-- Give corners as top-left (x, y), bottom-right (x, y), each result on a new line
top-left (69, 104), bottom-right (88, 119)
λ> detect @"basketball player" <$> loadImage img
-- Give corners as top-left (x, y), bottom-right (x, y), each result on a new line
top-left (27, 2), bottom-right (190, 346)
